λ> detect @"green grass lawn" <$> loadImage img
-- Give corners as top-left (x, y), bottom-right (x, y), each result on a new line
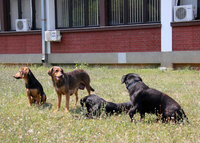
top-left (0, 64), bottom-right (199, 142)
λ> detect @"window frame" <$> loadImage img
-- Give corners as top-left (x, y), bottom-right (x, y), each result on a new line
top-left (55, 0), bottom-right (100, 29)
top-left (197, 0), bottom-right (200, 19)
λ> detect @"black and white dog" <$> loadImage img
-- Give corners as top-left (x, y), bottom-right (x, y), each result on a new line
top-left (121, 73), bottom-right (189, 123)
top-left (80, 94), bottom-right (133, 118)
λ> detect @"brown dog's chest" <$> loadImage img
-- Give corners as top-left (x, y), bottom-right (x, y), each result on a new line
top-left (25, 88), bottom-right (40, 98)
top-left (55, 85), bottom-right (78, 95)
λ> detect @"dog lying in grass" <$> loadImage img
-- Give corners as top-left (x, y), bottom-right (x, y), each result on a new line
top-left (121, 73), bottom-right (189, 123)
top-left (13, 67), bottom-right (46, 107)
top-left (80, 94), bottom-right (133, 118)
top-left (47, 66), bottom-right (95, 112)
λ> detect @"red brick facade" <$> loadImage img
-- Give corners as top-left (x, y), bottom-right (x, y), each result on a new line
top-left (2, 25), bottom-right (200, 54)
top-left (172, 25), bottom-right (200, 51)
top-left (51, 28), bottom-right (161, 53)
top-left (0, 35), bottom-right (42, 54)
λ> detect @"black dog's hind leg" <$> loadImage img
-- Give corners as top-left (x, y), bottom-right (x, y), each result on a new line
top-left (140, 112), bottom-right (145, 121)
top-left (128, 107), bottom-right (137, 122)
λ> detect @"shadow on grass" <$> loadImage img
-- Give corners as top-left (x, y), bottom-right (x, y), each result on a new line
top-left (39, 102), bottom-right (53, 110)
top-left (70, 106), bottom-right (90, 120)
top-left (70, 106), bottom-right (83, 114)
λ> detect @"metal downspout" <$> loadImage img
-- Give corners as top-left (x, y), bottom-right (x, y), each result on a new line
top-left (41, 0), bottom-right (47, 65)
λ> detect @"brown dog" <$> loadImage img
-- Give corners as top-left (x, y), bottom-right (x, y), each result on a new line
top-left (13, 67), bottom-right (47, 107)
top-left (47, 66), bottom-right (95, 112)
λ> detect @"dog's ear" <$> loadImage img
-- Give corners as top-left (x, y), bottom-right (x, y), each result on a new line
top-left (60, 68), bottom-right (64, 73)
top-left (22, 67), bottom-right (29, 77)
top-left (47, 68), bottom-right (53, 76)
top-left (121, 75), bottom-right (127, 84)
top-left (134, 74), bottom-right (143, 82)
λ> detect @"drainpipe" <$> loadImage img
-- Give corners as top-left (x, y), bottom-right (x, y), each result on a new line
top-left (41, 0), bottom-right (47, 65)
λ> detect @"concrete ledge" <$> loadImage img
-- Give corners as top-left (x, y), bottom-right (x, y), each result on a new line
top-left (1, 51), bottom-right (200, 67)
top-left (0, 54), bottom-right (42, 64)
top-left (48, 53), bottom-right (118, 64)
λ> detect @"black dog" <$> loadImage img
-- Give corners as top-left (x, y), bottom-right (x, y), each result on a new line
top-left (121, 73), bottom-right (189, 123)
top-left (80, 94), bottom-right (133, 117)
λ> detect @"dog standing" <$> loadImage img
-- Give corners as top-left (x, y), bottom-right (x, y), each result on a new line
top-left (47, 66), bottom-right (95, 112)
top-left (121, 73), bottom-right (188, 123)
top-left (13, 67), bottom-right (46, 107)
top-left (80, 94), bottom-right (133, 117)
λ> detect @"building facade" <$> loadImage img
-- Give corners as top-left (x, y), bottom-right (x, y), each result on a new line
top-left (0, 0), bottom-right (200, 67)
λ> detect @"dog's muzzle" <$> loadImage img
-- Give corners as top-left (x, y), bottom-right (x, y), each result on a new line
top-left (13, 76), bottom-right (21, 79)
top-left (55, 75), bottom-right (63, 80)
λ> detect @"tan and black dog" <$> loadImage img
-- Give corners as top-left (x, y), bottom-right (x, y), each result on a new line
top-left (47, 66), bottom-right (95, 112)
top-left (13, 67), bottom-right (46, 106)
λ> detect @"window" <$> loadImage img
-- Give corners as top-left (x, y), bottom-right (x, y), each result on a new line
top-left (128, 0), bottom-right (143, 23)
top-left (108, 0), bottom-right (160, 25)
top-left (35, 0), bottom-right (41, 29)
top-left (88, 0), bottom-right (99, 26)
top-left (56, 0), bottom-right (69, 28)
top-left (72, 0), bottom-right (85, 27)
top-left (109, 0), bottom-right (124, 25)
top-left (7, 0), bottom-right (41, 30)
top-left (148, 0), bottom-right (160, 22)
top-left (179, 0), bottom-right (197, 18)
top-left (9, 0), bottom-right (18, 30)
top-left (56, 0), bottom-right (100, 28)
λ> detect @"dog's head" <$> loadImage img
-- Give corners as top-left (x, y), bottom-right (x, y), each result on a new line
top-left (13, 67), bottom-right (30, 79)
top-left (47, 66), bottom-right (64, 81)
top-left (121, 73), bottom-right (142, 88)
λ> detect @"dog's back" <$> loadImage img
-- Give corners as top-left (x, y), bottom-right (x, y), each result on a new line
top-left (66, 69), bottom-right (95, 92)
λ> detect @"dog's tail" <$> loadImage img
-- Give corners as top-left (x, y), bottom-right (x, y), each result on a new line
top-left (90, 86), bottom-right (95, 92)
top-left (41, 92), bottom-right (47, 104)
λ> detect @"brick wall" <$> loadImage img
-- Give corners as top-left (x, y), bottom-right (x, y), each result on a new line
top-left (0, 35), bottom-right (42, 54)
top-left (173, 25), bottom-right (200, 51)
top-left (51, 28), bottom-right (161, 53)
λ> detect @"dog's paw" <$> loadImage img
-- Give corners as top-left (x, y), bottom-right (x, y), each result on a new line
top-left (65, 109), bottom-right (69, 113)
top-left (53, 109), bottom-right (60, 112)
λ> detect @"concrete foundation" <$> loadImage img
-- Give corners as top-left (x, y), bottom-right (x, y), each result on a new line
top-left (1, 51), bottom-right (200, 68)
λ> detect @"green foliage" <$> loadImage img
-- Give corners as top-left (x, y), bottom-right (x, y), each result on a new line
top-left (74, 62), bottom-right (89, 69)
top-left (0, 65), bottom-right (199, 142)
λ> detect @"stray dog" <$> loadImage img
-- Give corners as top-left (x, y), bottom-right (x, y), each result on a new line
top-left (121, 73), bottom-right (189, 123)
top-left (47, 66), bottom-right (95, 112)
top-left (80, 94), bottom-right (133, 117)
top-left (13, 67), bottom-right (46, 106)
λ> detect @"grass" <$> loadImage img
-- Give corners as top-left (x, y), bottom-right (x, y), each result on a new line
top-left (0, 64), bottom-right (199, 142)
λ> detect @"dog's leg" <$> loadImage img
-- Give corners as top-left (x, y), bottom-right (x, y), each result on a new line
top-left (26, 89), bottom-right (32, 106)
top-left (129, 107), bottom-right (137, 122)
top-left (56, 93), bottom-right (62, 111)
top-left (30, 97), bottom-right (36, 104)
top-left (74, 90), bottom-right (78, 107)
top-left (85, 85), bottom-right (91, 95)
top-left (42, 93), bottom-right (46, 104)
top-left (36, 94), bottom-right (41, 107)
top-left (140, 112), bottom-right (145, 121)
top-left (65, 92), bottom-right (70, 112)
